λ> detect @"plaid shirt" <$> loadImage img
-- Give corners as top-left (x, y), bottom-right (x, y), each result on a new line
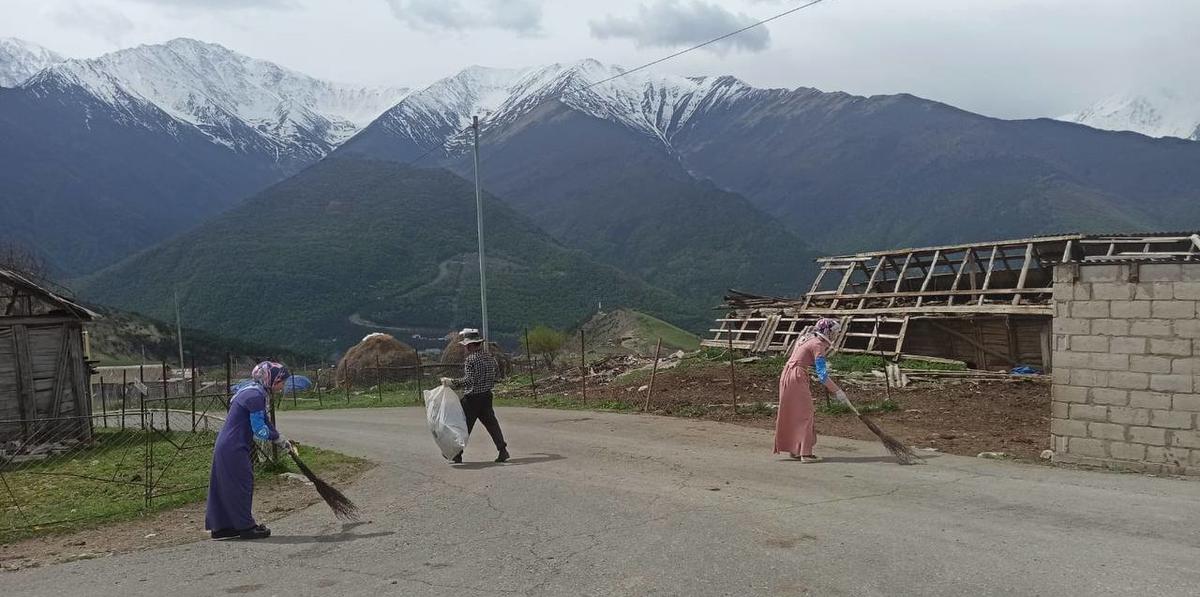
top-left (453, 351), bottom-right (498, 396)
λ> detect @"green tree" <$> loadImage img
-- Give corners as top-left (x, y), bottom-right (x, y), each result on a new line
top-left (526, 325), bottom-right (566, 370)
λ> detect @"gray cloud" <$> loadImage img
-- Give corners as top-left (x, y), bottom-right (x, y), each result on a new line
top-left (589, 0), bottom-right (770, 53)
top-left (50, 2), bottom-right (134, 45)
top-left (127, 0), bottom-right (298, 8)
top-left (385, 0), bottom-right (543, 35)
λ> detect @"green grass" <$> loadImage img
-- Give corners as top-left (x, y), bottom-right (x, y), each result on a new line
top-left (816, 399), bottom-right (901, 416)
top-left (0, 429), bottom-right (364, 544)
top-left (274, 385), bottom-right (425, 411)
top-left (632, 311), bottom-right (701, 352)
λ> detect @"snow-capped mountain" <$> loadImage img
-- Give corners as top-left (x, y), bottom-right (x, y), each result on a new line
top-left (0, 38), bottom-right (63, 87)
top-left (352, 59), bottom-right (772, 158)
top-left (1061, 89), bottom-right (1200, 141)
top-left (23, 38), bottom-right (408, 163)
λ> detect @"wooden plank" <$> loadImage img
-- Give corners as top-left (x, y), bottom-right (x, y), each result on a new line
top-left (828, 261), bottom-right (859, 309)
top-left (751, 314), bottom-right (782, 352)
top-left (947, 250), bottom-right (975, 307)
top-left (894, 316), bottom-right (911, 357)
top-left (48, 327), bottom-right (70, 417)
top-left (801, 265), bottom-right (830, 310)
top-left (858, 257), bottom-right (887, 310)
top-left (915, 250), bottom-right (942, 307)
top-left (1012, 243), bottom-right (1035, 305)
top-left (930, 321), bottom-right (1017, 366)
top-left (888, 253), bottom-right (915, 308)
top-left (13, 324), bottom-right (36, 427)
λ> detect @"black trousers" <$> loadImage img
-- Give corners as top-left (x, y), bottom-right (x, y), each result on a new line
top-left (462, 391), bottom-right (506, 451)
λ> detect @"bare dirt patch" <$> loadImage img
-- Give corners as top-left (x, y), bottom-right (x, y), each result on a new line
top-left (551, 362), bottom-right (1051, 461)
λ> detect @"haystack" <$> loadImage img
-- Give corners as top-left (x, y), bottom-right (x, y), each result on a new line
top-left (440, 331), bottom-right (512, 378)
top-left (336, 333), bottom-right (419, 388)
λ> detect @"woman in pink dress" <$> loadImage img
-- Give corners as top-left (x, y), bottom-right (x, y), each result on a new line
top-left (775, 318), bottom-right (848, 462)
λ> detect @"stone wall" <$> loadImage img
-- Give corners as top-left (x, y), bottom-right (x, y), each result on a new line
top-left (1051, 262), bottom-right (1200, 474)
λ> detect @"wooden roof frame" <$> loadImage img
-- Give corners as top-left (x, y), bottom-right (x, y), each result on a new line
top-left (704, 232), bottom-right (1200, 357)
top-left (0, 268), bottom-right (98, 320)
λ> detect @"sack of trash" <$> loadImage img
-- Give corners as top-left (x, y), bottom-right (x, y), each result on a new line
top-left (423, 385), bottom-right (469, 460)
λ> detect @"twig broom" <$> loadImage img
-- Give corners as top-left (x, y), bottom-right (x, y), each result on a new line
top-left (288, 449), bottom-right (360, 520)
top-left (842, 396), bottom-right (923, 465)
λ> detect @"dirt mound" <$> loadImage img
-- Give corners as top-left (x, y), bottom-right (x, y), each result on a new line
top-left (440, 332), bottom-right (513, 378)
top-left (336, 333), bottom-right (419, 387)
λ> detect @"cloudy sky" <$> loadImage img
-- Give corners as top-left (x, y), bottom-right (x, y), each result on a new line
top-left (1, 0), bottom-right (1195, 118)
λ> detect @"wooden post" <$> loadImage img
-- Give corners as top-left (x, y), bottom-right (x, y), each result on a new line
top-left (727, 331), bottom-right (737, 410)
top-left (100, 379), bottom-right (108, 429)
top-left (525, 327), bottom-right (537, 401)
top-left (415, 352), bottom-right (424, 404)
top-left (643, 338), bottom-right (663, 412)
top-left (376, 357), bottom-right (383, 403)
top-left (121, 369), bottom-right (127, 431)
top-left (161, 360), bottom-right (170, 432)
top-left (878, 316), bottom-right (892, 402)
top-left (316, 368), bottom-right (323, 406)
top-left (190, 356), bottom-right (197, 432)
top-left (139, 364), bottom-right (146, 433)
top-left (579, 329), bottom-right (587, 402)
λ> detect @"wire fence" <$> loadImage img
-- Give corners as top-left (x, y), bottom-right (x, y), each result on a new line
top-left (0, 354), bottom-right (285, 541)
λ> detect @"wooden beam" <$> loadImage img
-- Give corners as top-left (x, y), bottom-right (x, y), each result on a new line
top-left (828, 261), bottom-right (859, 309)
top-left (915, 250), bottom-right (942, 307)
top-left (815, 234), bottom-right (1083, 262)
top-left (801, 265), bottom-right (830, 310)
top-left (888, 253), bottom-right (914, 308)
top-left (947, 250), bottom-right (975, 307)
top-left (858, 258), bottom-right (887, 309)
top-left (893, 316), bottom-right (911, 357)
top-left (798, 304), bottom-right (1052, 316)
top-left (812, 287), bottom-right (1052, 302)
top-left (1012, 243), bottom-right (1035, 305)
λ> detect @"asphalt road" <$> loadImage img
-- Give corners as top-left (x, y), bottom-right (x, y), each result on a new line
top-left (6, 407), bottom-right (1199, 596)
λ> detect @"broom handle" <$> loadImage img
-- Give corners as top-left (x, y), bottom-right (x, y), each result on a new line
top-left (841, 392), bottom-right (863, 417)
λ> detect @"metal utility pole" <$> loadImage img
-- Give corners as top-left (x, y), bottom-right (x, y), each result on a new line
top-left (173, 288), bottom-right (184, 370)
top-left (472, 115), bottom-right (490, 345)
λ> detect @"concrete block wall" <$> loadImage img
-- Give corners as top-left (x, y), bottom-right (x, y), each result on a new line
top-left (1051, 262), bottom-right (1200, 475)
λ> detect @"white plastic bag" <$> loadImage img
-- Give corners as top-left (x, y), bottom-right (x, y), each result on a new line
top-left (423, 385), bottom-right (469, 460)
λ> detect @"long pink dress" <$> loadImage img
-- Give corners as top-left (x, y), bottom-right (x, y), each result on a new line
top-left (775, 337), bottom-right (842, 456)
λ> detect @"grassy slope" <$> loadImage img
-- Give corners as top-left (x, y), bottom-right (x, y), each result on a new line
top-left (79, 158), bottom-right (698, 356)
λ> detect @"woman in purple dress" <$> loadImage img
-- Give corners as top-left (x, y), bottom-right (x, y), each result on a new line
top-left (205, 361), bottom-right (295, 540)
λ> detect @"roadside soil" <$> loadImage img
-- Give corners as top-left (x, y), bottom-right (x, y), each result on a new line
top-left (552, 364), bottom-right (1051, 461)
top-left (0, 460), bottom-right (372, 572)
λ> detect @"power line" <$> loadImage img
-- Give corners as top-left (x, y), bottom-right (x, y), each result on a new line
top-left (580, 0), bottom-right (830, 91)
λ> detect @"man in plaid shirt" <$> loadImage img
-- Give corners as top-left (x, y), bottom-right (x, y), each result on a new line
top-left (442, 328), bottom-right (508, 463)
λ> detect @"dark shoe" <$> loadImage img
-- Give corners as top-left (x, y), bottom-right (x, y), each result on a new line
top-left (237, 525), bottom-right (271, 540)
top-left (452, 451), bottom-right (463, 464)
top-left (210, 528), bottom-right (238, 540)
top-left (495, 449), bottom-right (510, 463)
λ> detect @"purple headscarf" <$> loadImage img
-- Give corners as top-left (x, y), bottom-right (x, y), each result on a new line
top-left (251, 361), bottom-right (290, 393)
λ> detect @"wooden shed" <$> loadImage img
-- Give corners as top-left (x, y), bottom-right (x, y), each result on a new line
top-left (0, 268), bottom-right (99, 443)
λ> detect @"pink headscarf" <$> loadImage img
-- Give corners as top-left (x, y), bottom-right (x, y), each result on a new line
top-left (251, 361), bottom-right (290, 393)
